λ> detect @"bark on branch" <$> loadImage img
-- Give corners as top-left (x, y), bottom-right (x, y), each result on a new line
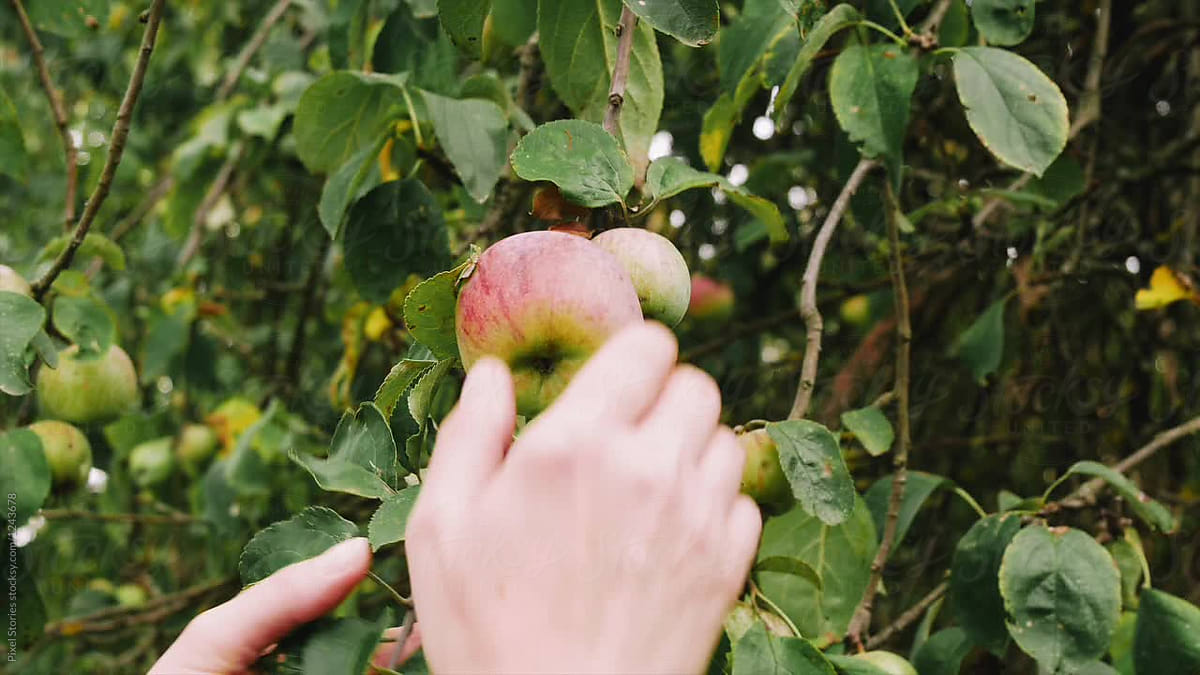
top-left (602, 6), bottom-right (638, 136)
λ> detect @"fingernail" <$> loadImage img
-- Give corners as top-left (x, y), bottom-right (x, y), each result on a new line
top-left (315, 537), bottom-right (369, 573)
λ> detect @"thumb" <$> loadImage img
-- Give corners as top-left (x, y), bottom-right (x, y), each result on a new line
top-left (150, 537), bottom-right (372, 674)
top-left (423, 356), bottom-right (515, 499)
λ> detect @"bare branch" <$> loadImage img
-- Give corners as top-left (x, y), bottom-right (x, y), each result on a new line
top-left (865, 581), bottom-right (948, 651)
top-left (1066, 414), bottom-right (1200, 505)
top-left (43, 576), bottom-right (235, 638)
top-left (30, 0), bottom-right (167, 299)
top-left (40, 509), bottom-right (203, 525)
top-left (788, 158), bottom-right (878, 420)
top-left (9, 0), bottom-right (78, 231)
top-left (602, 6), bottom-right (638, 136)
top-left (847, 179), bottom-right (913, 643)
top-left (177, 141), bottom-right (245, 267)
top-left (215, 0), bottom-right (293, 101)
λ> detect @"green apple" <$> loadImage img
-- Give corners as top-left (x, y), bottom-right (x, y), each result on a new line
top-left (176, 423), bottom-right (219, 473)
top-left (455, 230), bottom-right (643, 418)
top-left (128, 437), bottom-right (175, 487)
top-left (738, 429), bottom-right (794, 512)
top-left (591, 228), bottom-right (691, 327)
top-left (0, 264), bottom-right (32, 296)
top-left (855, 650), bottom-right (918, 675)
top-left (114, 583), bottom-right (148, 608)
top-left (840, 294), bottom-right (872, 327)
top-left (37, 344), bottom-right (139, 425)
top-left (687, 274), bottom-right (734, 321)
top-left (27, 419), bottom-right (92, 487)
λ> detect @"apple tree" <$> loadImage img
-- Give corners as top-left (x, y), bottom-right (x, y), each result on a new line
top-left (2, 0), bottom-right (1200, 672)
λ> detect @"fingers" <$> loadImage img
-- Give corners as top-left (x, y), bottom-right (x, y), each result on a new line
top-left (723, 496), bottom-right (763, 591)
top-left (150, 537), bottom-right (372, 674)
top-left (424, 357), bottom-right (515, 498)
top-left (695, 426), bottom-right (745, 512)
top-left (544, 322), bottom-right (678, 428)
top-left (636, 365), bottom-right (722, 466)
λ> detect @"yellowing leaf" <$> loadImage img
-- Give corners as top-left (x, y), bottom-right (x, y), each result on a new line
top-left (206, 397), bottom-right (263, 455)
top-left (364, 306), bottom-right (393, 341)
top-left (1135, 266), bottom-right (1199, 311)
top-left (378, 138), bottom-right (402, 183)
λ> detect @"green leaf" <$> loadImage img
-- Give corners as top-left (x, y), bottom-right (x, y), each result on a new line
top-left (409, 359), bottom-right (455, 423)
top-left (0, 429), bottom-right (51, 526)
top-left (317, 137), bottom-right (385, 238)
top-left (645, 157), bottom-right (787, 242)
top-left (421, 91), bottom-right (508, 202)
top-left (951, 296), bottom-right (1007, 384)
top-left (864, 471), bottom-right (954, 550)
top-left (1107, 535), bottom-right (1144, 610)
top-left (329, 403), bottom-right (403, 490)
top-left (971, 0), bottom-right (1035, 46)
top-left (368, 485), bottom-right (422, 550)
top-left (293, 71), bottom-right (405, 174)
top-left (374, 3), bottom-right (460, 93)
top-left (225, 401), bottom-right (279, 496)
top-left (375, 359), bottom-right (437, 419)
top-left (732, 623), bottom-right (836, 675)
top-left (404, 267), bottom-right (466, 361)
top-left (756, 496), bottom-right (877, 640)
top-left (952, 47), bottom-right (1069, 177)
top-left (911, 627), bottom-right (974, 675)
top-left (999, 524), bottom-right (1122, 671)
top-left (1109, 611), bottom-right (1137, 675)
top-left (1055, 461), bottom-right (1176, 533)
top-left (239, 506), bottom-right (360, 585)
top-left (37, 232), bottom-right (126, 271)
top-left (766, 420), bottom-right (855, 526)
top-left (0, 292), bottom-right (46, 396)
top-left (492, 0), bottom-right (537, 46)
top-left (298, 614), bottom-right (389, 674)
top-left (1028, 154), bottom-right (1086, 206)
top-left (343, 179), bottom-right (451, 303)
top-left (438, 0), bottom-right (490, 56)
top-left (840, 405), bottom-right (894, 456)
top-left (51, 294), bottom-right (115, 360)
top-left (700, 93), bottom-right (738, 172)
top-left (754, 556), bottom-right (823, 590)
top-left (824, 654), bottom-right (890, 675)
top-left (537, 0), bottom-right (664, 174)
top-left (25, 0), bottom-right (109, 37)
top-left (949, 512), bottom-right (1022, 654)
top-left (0, 86), bottom-right (28, 181)
top-left (1134, 590), bottom-right (1200, 674)
top-left (511, 120), bottom-right (634, 207)
top-left (236, 102), bottom-right (289, 139)
top-left (289, 451), bottom-right (396, 499)
top-left (622, 0), bottom-right (717, 46)
top-left (938, 0), bottom-right (970, 48)
top-left (829, 43), bottom-right (919, 172)
top-left (774, 4), bottom-right (861, 125)
top-left (11, 545), bottom-right (45, 650)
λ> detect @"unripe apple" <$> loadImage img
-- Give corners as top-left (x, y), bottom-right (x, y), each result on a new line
top-left (0, 264), bottom-right (32, 296)
top-left (37, 344), bottom-right (139, 425)
top-left (855, 650), bottom-right (918, 675)
top-left (128, 437), bottom-right (175, 487)
top-left (27, 420), bottom-right (92, 487)
top-left (738, 429), bottom-right (794, 512)
top-left (591, 228), bottom-right (691, 327)
top-left (456, 231), bottom-right (643, 418)
top-left (687, 274), bottom-right (734, 321)
top-left (840, 294), bottom-right (872, 327)
top-left (114, 583), bottom-right (147, 608)
top-left (176, 423), bottom-right (219, 473)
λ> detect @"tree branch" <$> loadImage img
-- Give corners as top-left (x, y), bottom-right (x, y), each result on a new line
top-left (215, 0), bottom-right (292, 100)
top-left (43, 576), bottom-right (235, 638)
top-left (177, 141), bottom-right (245, 267)
top-left (788, 158), bottom-right (878, 420)
top-left (283, 233), bottom-right (333, 387)
top-left (602, 6), bottom-right (638, 136)
top-left (9, 0), bottom-right (79, 232)
top-left (1067, 414), bottom-right (1200, 505)
top-left (40, 509), bottom-right (203, 525)
top-left (30, 0), bottom-right (167, 300)
top-left (847, 179), bottom-right (913, 644)
top-left (865, 581), bottom-right (948, 650)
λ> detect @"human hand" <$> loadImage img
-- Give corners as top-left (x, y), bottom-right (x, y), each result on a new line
top-left (407, 323), bottom-right (762, 674)
top-left (150, 537), bottom-right (420, 673)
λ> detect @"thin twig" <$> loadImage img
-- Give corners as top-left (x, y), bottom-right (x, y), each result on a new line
top-left (1068, 415), bottom-right (1200, 504)
top-left (283, 233), bottom-right (333, 386)
top-left (515, 33), bottom-right (541, 114)
top-left (30, 0), bottom-right (167, 300)
top-left (109, 175), bottom-right (175, 242)
top-left (908, 0), bottom-right (955, 48)
top-left (847, 179), bottom-right (913, 643)
top-left (602, 6), bottom-right (638, 136)
top-left (43, 576), bottom-right (235, 638)
top-left (177, 142), bottom-right (245, 267)
top-left (367, 571), bottom-right (414, 609)
top-left (865, 581), bottom-right (948, 650)
top-left (40, 509), bottom-right (203, 525)
top-left (215, 0), bottom-right (293, 101)
top-left (788, 158), bottom-right (878, 420)
top-left (386, 608), bottom-right (417, 671)
top-left (9, 0), bottom-right (78, 232)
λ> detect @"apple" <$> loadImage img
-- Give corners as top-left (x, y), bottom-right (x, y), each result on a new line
top-left (128, 437), bottom-right (175, 487)
top-left (591, 228), bottom-right (691, 327)
top-left (176, 423), bottom-right (219, 473)
top-left (37, 344), bottom-right (139, 425)
top-left (855, 650), bottom-right (918, 675)
top-left (687, 274), bottom-right (734, 321)
top-left (0, 264), bottom-right (32, 296)
top-left (738, 429), bottom-right (794, 512)
top-left (114, 583), bottom-right (148, 608)
top-left (455, 230), bottom-right (643, 418)
top-left (839, 294), bottom-right (872, 327)
top-left (27, 420), bottom-right (92, 487)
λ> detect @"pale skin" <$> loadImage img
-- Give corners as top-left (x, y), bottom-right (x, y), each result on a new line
top-left (151, 323), bottom-right (761, 674)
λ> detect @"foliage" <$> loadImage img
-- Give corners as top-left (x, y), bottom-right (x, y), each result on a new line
top-left (2, 0), bottom-right (1199, 672)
